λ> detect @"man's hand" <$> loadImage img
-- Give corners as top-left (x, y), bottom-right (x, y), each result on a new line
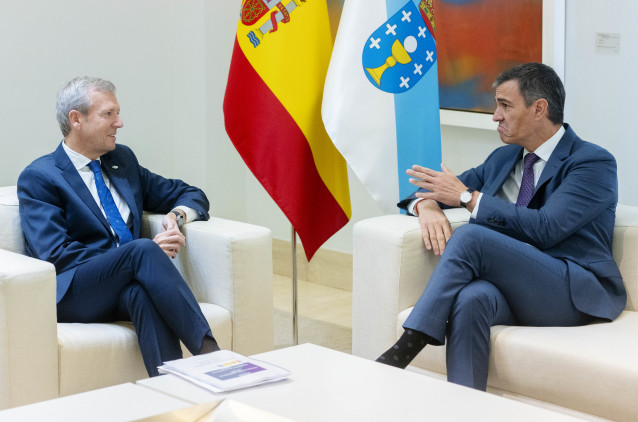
top-left (408, 163), bottom-right (467, 207)
top-left (163, 210), bottom-right (184, 231)
top-left (154, 212), bottom-right (186, 258)
top-left (415, 199), bottom-right (453, 255)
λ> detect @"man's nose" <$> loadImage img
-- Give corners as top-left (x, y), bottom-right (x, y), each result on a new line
top-left (115, 116), bottom-right (124, 128)
top-left (492, 109), bottom-right (502, 122)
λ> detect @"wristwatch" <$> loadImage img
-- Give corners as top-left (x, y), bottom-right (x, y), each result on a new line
top-left (171, 210), bottom-right (184, 227)
top-left (459, 189), bottom-right (475, 209)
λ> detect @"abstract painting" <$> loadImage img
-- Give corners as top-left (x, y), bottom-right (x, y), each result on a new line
top-left (433, 0), bottom-right (543, 113)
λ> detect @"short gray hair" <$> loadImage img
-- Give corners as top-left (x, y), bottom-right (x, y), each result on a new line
top-left (56, 77), bottom-right (116, 137)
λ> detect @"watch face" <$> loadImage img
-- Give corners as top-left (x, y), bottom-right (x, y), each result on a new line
top-left (460, 191), bottom-right (472, 203)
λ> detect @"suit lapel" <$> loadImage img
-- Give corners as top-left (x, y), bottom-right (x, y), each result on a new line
top-left (54, 144), bottom-right (111, 232)
top-left (483, 146), bottom-right (523, 197)
top-left (534, 125), bottom-right (574, 196)
top-left (101, 153), bottom-right (140, 238)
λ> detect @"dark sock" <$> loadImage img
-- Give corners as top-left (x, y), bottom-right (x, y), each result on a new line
top-left (198, 333), bottom-right (220, 355)
top-left (375, 329), bottom-right (431, 369)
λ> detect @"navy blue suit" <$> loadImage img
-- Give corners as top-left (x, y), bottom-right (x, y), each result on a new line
top-left (18, 142), bottom-right (213, 376)
top-left (399, 125), bottom-right (626, 389)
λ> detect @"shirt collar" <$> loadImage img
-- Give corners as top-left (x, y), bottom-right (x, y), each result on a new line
top-left (525, 125), bottom-right (565, 163)
top-left (62, 140), bottom-right (99, 171)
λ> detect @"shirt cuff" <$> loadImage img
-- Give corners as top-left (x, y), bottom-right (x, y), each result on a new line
top-left (173, 206), bottom-right (198, 224)
top-left (408, 198), bottom-right (425, 216)
top-left (470, 193), bottom-right (483, 219)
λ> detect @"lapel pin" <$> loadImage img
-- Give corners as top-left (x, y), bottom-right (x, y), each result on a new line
top-left (112, 165), bottom-right (119, 169)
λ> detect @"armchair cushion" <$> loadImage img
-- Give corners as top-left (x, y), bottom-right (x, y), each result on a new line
top-left (56, 303), bottom-right (233, 396)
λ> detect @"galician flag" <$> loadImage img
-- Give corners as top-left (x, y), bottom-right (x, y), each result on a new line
top-left (322, 0), bottom-right (442, 214)
top-left (224, 0), bottom-right (351, 260)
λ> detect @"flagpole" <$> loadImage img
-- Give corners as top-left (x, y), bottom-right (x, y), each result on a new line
top-left (291, 226), bottom-right (299, 345)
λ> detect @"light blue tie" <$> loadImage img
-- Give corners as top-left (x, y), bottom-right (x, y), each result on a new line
top-left (88, 160), bottom-right (133, 245)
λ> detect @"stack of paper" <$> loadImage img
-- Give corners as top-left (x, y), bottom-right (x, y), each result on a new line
top-left (158, 350), bottom-right (290, 393)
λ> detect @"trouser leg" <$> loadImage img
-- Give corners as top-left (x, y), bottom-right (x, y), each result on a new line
top-left (445, 280), bottom-right (517, 389)
top-left (57, 239), bottom-right (214, 370)
top-left (115, 283), bottom-right (183, 376)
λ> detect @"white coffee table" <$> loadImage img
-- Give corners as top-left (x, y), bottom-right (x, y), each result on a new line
top-left (0, 383), bottom-right (192, 422)
top-left (137, 343), bottom-right (587, 421)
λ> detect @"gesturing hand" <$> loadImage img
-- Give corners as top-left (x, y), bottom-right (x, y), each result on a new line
top-left (407, 163), bottom-right (467, 207)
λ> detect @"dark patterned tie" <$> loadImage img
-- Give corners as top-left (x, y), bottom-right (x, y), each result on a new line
top-left (88, 160), bottom-right (133, 245)
top-left (516, 153), bottom-right (540, 207)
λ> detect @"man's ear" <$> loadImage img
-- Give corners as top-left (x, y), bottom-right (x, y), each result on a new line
top-left (68, 110), bottom-right (83, 129)
top-left (534, 98), bottom-right (549, 121)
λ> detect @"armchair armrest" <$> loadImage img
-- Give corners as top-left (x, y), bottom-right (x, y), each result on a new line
top-left (352, 209), bottom-right (470, 360)
top-left (0, 249), bottom-right (58, 408)
top-left (141, 214), bottom-right (273, 355)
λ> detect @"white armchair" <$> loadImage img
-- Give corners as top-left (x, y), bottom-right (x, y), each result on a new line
top-left (0, 186), bottom-right (273, 409)
top-left (353, 206), bottom-right (638, 421)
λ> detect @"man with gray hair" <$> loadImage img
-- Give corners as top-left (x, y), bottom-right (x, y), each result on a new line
top-left (375, 63), bottom-right (625, 391)
top-left (18, 76), bottom-right (220, 376)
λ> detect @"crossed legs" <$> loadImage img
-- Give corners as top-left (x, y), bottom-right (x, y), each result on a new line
top-left (377, 224), bottom-right (592, 389)
top-left (57, 238), bottom-right (218, 376)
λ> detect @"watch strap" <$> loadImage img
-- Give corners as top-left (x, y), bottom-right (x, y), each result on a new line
top-left (171, 210), bottom-right (184, 226)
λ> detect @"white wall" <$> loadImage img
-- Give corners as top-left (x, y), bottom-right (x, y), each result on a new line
top-left (1, 0), bottom-right (635, 255)
top-left (564, 0), bottom-right (638, 205)
top-left (0, 0), bottom-right (246, 220)
top-left (203, 0), bottom-right (249, 221)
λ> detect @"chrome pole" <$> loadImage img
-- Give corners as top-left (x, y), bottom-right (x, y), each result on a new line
top-left (291, 226), bottom-right (299, 345)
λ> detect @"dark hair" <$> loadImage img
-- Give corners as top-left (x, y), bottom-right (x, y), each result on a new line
top-left (493, 63), bottom-right (565, 125)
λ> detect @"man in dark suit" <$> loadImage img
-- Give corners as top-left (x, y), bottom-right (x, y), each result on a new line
top-left (376, 63), bottom-right (626, 390)
top-left (18, 76), bottom-right (220, 377)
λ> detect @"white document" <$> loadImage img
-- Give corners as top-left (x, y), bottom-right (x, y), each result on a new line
top-left (158, 350), bottom-right (290, 393)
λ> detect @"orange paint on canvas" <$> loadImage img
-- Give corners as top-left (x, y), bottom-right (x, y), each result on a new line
top-left (433, 0), bottom-right (542, 113)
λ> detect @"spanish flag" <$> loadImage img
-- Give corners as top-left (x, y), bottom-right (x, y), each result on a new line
top-left (224, 0), bottom-right (351, 260)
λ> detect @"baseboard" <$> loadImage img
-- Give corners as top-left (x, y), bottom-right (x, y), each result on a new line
top-left (273, 239), bottom-right (352, 292)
